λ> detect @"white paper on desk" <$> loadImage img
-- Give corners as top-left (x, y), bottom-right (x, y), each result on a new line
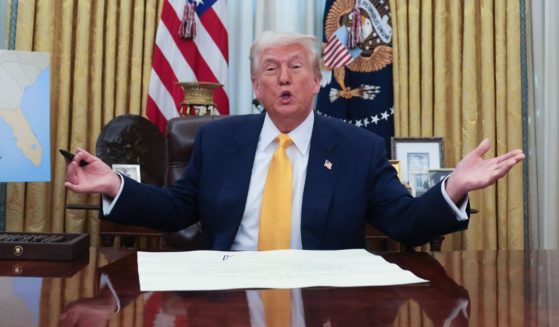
top-left (137, 249), bottom-right (427, 291)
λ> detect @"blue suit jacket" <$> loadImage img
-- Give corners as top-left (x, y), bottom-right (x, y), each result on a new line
top-left (106, 113), bottom-right (468, 250)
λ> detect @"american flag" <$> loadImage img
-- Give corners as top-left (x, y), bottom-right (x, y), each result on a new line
top-left (323, 27), bottom-right (360, 68)
top-left (147, 0), bottom-right (229, 134)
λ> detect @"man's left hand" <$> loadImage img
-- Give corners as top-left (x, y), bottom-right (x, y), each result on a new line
top-left (445, 138), bottom-right (525, 204)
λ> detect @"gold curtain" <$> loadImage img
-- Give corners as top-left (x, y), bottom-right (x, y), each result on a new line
top-left (391, 0), bottom-right (524, 250)
top-left (5, 0), bottom-right (163, 247)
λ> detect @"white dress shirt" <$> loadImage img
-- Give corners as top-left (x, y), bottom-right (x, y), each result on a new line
top-left (230, 111), bottom-right (314, 250)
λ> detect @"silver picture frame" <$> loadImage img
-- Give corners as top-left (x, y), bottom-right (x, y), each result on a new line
top-left (391, 137), bottom-right (444, 196)
top-left (112, 164), bottom-right (141, 183)
top-left (428, 168), bottom-right (454, 188)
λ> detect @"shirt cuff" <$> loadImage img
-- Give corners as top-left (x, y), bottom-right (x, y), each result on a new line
top-left (102, 173), bottom-right (125, 216)
top-left (440, 175), bottom-right (469, 221)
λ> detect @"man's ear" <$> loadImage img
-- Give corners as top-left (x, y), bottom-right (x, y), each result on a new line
top-left (312, 75), bottom-right (321, 94)
top-left (251, 77), bottom-right (261, 98)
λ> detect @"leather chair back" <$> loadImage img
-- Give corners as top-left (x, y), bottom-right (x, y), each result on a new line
top-left (163, 115), bottom-right (225, 249)
top-left (165, 115), bottom-right (225, 185)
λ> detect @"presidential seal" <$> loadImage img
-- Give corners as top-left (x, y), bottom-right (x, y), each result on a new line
top-left (322, 0), bottom-right (393, 102)
top-left (324, 0), bottom-right (393, 73)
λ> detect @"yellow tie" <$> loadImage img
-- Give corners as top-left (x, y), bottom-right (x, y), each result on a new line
top-left (261, 289), bottom-right (291, 327)
top-left (259, 133), bottom-right (293, 250)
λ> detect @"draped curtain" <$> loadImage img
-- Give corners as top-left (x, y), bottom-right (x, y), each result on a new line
top-left (391, 0), bottom-right (524, 250)
top-left (5, 0), bottom-right (163, 246)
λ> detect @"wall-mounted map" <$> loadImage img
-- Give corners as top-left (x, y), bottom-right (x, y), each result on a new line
top-left (0, 51), bottom-right (50, 182)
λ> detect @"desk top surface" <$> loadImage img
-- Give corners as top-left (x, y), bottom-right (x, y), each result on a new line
top-left (1, 249), bottom-right (558, 326)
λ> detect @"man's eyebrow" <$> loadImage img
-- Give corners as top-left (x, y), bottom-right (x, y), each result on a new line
top-left (261, 52), bottom-right (305, 63)
top-left (261, 57), bottom-right (278, 64)
top-left (287, 53), bottom-right (305, 61)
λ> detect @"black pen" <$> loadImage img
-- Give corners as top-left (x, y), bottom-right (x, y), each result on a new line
top-left (59, 149), bottom-right (89, 167)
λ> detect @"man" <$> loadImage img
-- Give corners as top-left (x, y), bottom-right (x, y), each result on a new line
top-left (65, 31), bottom-right (524, 251)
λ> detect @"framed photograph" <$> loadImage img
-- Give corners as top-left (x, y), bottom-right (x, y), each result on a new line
top-left (112, 164), bottom-right (141, 183)
top-left (429, 168), bottom-right (454, 187)
top-left (391, 137), bottom-right (444, 196)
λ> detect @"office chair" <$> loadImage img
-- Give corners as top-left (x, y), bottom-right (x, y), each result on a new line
top-left (163, 115), bottom-right (225, 250)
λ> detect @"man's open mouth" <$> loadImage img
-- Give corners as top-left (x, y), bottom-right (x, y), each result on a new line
top-left (280, 91), bottom-right (292, 102)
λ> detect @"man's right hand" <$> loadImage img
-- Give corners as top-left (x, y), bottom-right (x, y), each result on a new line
top-left (64, 148), bottom-right (121, 198)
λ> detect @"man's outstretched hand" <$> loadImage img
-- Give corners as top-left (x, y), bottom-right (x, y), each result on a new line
top-left (445, 139), bottom-right (525, 204)
top-left (64, 148), bottom-right (121, 198)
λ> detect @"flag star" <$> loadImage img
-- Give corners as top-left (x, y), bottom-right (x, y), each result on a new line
top-left (363, 118), bottom-right (370, 127)
top-left (381, 111), bottom-right (389, 120)
top-left (371, 115), bottom-right (380, 124)
top-left (355, 120), bottom-right (363, 127)
top-left (390, 107), bottom-right (394, 114)
top-left (193, 0), bottom-right (204, 5)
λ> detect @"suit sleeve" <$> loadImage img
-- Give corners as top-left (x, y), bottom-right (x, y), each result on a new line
top-left (366, 137), bottom-right (469, 246)
top-left (103, 129), bottom-right (205, 232)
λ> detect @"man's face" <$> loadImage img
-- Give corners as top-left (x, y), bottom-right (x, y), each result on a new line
top-left (252, 43), bottom-right (321, 132)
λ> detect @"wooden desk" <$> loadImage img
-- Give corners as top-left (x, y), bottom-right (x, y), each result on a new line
top-left (1, 249), bottom-right (558, 326)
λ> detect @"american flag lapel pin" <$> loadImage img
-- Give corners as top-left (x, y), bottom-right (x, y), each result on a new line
top-left (324, 160), bottom-right (333, 170)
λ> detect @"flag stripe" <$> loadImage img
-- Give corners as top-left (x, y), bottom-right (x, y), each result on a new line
top-left (323, 37), bottom-right (353, 68)
top-left (147, 95), bottom-right (172, 132)
top-left (198, 8), bottom-right (228, 61)
top-left (162, 2), bottom-right (227, 90)
top-left (147, 0), bottom-right (229, 134)
top-left (331, 51), bottom-right (352, 67)
top-left (150, 44), bottom-right (182, 109)
top-left (168, 0), bottom-right (228, 87)
top-left (148, 68), bottom-right (180, 121)
top-left (155, 21), bottom-right (196, 82)
top-left (323, 41), bottom-right (343, 63)
top-left (323, 35), bottom-right (338, 53)
top-left (160, 13), bottom-right (224, 97)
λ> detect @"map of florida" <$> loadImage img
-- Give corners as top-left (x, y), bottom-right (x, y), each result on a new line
top-left (0, 51), bottom-right (49, 166)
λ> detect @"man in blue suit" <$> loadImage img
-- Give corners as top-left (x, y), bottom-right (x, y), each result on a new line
top-left (64, 31), bottom-right (524, 251)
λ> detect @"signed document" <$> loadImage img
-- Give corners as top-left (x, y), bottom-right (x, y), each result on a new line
top-left (137, 249), bottom-right (427, 291)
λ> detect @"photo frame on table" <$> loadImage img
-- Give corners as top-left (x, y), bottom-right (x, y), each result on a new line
top-left (112, 164), bottom-right (141, 183)
top-left (428, 168), bottom-right (454, 188)
top-left (391, 137), bottom-right (444, 196)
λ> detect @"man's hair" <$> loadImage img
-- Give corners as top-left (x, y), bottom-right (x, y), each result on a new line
top-left (249, 31), bottom-right (322, 78)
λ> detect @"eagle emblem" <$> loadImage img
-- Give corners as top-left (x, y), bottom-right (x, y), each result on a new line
top-left (322, 0), bottom-right (393, 101)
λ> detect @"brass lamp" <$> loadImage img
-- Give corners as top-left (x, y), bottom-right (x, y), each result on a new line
top-left (176, 81), bottom-right (223, 116)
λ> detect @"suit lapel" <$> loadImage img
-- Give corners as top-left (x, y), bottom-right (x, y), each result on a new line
top-left (216, 114), bottom-right (264, 244)
top-left (301, 115), bottom-right (343, 249)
